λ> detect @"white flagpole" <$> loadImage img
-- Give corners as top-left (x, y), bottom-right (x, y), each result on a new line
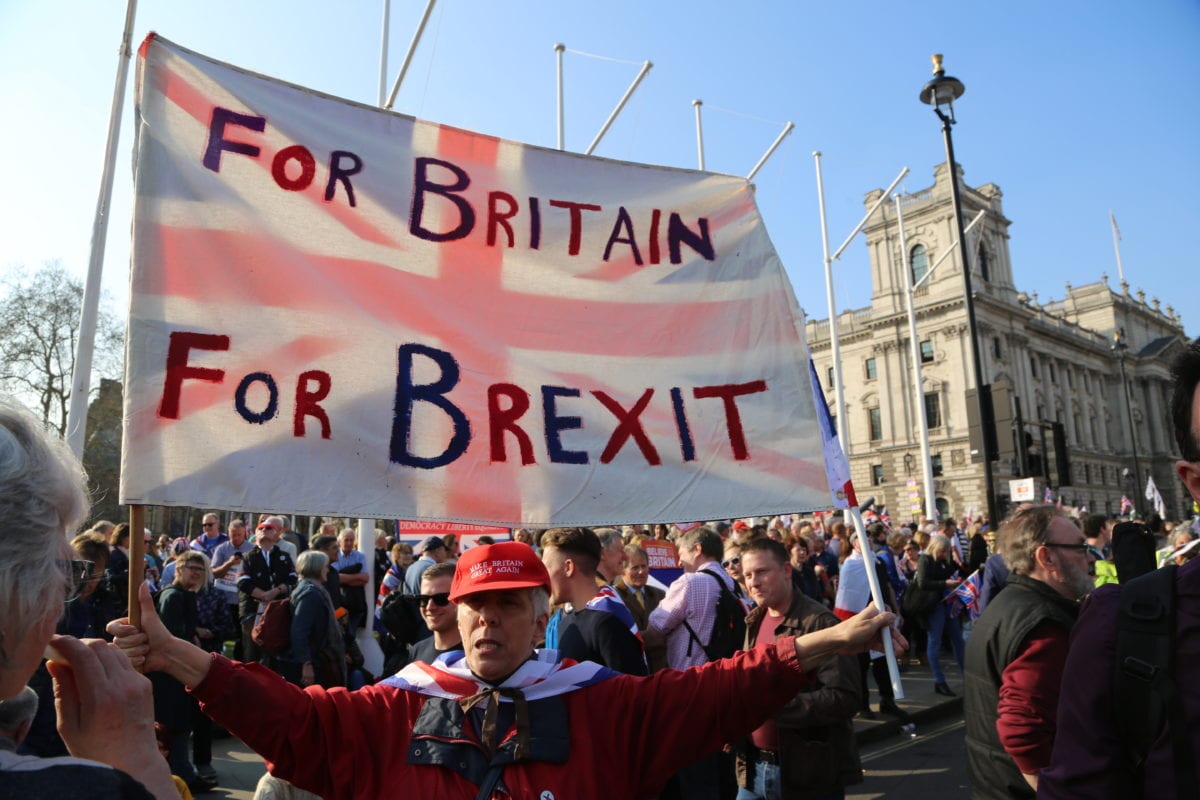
top-left (849, 507), bottom-right (904, 698)
top-left (746, 121), bottom-right (794, 181)
top-left (555, 44), bottom-right (566, 150)
top-left (813, 152), bottom-right (851, 483)
top-left (65, 0), bottom-right (138, 457)
top-left (896, 195), bottom-right (937, 521)
top-left (383, 0), bottom-right (438, 111)
top-left (1110, 210), bottom-right (1126, 285)
top-left (693, 99), bottom-right (705, 170)
top-left (356, 518), bottom-right (383, 676)
top-left (377, 0), bottom-right (391, 107)
top-left (584, 59), bottom-right (653, 156)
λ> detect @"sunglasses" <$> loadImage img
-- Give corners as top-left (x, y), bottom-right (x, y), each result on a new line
top-left (1044, 542), bottom-right (1089, 553)
top-left (721, 557), bottom-right (741, 568)
top-left (61, 559), bottom-right (95, 604)
top-left (202, 522), bottom-right (217, 528)
top-left (418, 592), bottom-right (452, 608)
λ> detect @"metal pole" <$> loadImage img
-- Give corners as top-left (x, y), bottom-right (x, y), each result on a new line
top-left (913, 208), bottom-right (986, 290)
top-left (813, 152), bottom-right (850, 464)
top-left (693, 99), bottom-right (705, 170)
top-left (1110, 210), bottom-right (1126, 285)
top-left (896, 195), bottom-right (937, 521)
top-left (938, 111), bottom-right (997, 526)
top-left (377, 0), bottom-right (391, 107)
top-left (1115, 334), bottom-right (1143, 514)
top-left (383, 0), bottom-right (438, 110)
top-left (848, 507), bottom-right (904, 698)
top-left (556, 44), bottom-right (566, 150)
top-left (65, 0), bottom-right (138, 457)
top-left (355, 518), bottom-right (384, 676)
top-left (831, 167), bottom-right (910, 261)
top-left (585, 60), bottom-right (653, 156)
top-left (746, 121), bottom-right (794, 181)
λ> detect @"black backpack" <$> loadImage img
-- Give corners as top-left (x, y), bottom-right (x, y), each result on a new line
top-left (1114, 563), bottom-right (1198, 797)
top-left (683, 570), bottom-right (747, 661)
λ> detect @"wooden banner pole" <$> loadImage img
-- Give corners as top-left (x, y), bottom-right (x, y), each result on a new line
top-left (129, 504), bottom-right (146, 627)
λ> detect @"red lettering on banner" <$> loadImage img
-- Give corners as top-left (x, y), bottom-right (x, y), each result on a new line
top-left (692, 380), bottom-right (769, 460)
top-left (271, 144), bottom-right (317, 191)
top-left (294, 370), bottom-right (332, 438)
top-left (593, 389), bottom-right (660, 464)
top-left (488, 383), bottom-right (535, 465)
top-left (159, 332), bottom-right (230, 419)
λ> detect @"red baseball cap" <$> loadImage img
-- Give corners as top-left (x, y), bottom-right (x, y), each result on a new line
top-left (449, 541), bottom-right (551, 602)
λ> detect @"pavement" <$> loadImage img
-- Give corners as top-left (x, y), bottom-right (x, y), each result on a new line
top-left (201, 658), bottom-right (963, 798)
top-left (853, 658), bottom-right (964, 746)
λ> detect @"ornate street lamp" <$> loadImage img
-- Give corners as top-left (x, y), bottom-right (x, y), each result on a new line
top-left (919, 54), bottom-right (998, 525)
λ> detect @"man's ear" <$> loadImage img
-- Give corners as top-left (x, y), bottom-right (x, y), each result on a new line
top-left (1177, 460), bottom-right (1200, 508)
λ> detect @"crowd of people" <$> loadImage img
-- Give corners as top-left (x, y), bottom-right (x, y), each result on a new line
top-left (2, 337), bottom-right (1199, 799)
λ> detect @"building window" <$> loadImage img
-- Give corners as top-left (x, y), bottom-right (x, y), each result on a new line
top-left (1049, 362), bottom-right (1057, 384)
top-left (920, 340), bottom-right (935, 364)
top-left (931, 454), bottom-right (944, 477)
top-left (827, 366), bottom-right (835, 389)
top-left (911, 244), bottom-right (930, 286)
top-left (992, 337), bottom-right (1003, 359)
top-left (1084, 463), bottom-right (1091, 484)
top-left (924, 392), bottom-right (941, 429)
top-left (977, 242), bottom-right (991, 282)
top-left (865, 357), bottom-right (877, 380)
top-left (872, 464), bottom-right (885, 486)
top-left (868, 407), bottom-right (882, 441)
top-left (1067, 369), bottom-right (1075, 389)
top-left (1030, 355), bottom-right (1039, 379)
top-left (1084, 372), bottom-right (1091, 392)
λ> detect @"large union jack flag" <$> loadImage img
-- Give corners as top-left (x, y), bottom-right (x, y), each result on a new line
top-left (121, 35), bottom-right (832, 527)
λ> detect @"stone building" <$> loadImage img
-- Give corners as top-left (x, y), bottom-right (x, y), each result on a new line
top-left (806, 163), bottom-right (1190, 523)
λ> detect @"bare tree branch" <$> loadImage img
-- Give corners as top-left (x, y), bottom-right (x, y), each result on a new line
top-left (0, 261), bottom-right (124, 435)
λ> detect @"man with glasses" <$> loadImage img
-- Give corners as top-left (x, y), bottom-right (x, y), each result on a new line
top-left (964, 504), bottom-right (1095, 798)
top-left (190, 513), bottom-right (228, 560)
top-left (409, 562), bottom-right (462, 664)
top-left (1039, 338), bottom-right (1200, 798)
top-left (212, 519), bottom-right (255, 659)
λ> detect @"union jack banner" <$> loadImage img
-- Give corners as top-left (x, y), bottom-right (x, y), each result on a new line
top-left (948, 569), bottom-right (982, 621)
top-left (1120, 495), bottom-right (1135, 515)
top-left (121, 36), bottom-right (832, 526)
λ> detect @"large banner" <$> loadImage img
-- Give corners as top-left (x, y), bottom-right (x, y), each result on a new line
top-left (121, 35), bottom-right (831, 527)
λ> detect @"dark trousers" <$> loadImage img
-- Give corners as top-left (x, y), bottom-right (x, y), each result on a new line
top-left (191, 698), bottom-right (212, 768)
top-left (859, 651), bottom-right (895, 707)
top-left (663, 751), bottom-right (736, 800)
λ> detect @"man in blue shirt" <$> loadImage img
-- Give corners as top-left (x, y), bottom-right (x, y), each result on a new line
top-left (332, 527), bottom-right (369, 636)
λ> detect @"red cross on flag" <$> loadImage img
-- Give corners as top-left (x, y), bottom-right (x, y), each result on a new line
top-left (121, 35), bottom-right (831, 527)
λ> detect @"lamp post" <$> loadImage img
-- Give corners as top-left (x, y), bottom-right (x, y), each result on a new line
top-left (1112, 327), bottom-right (1143, 515)
top-left (919, 54), bottom-right (997, 526)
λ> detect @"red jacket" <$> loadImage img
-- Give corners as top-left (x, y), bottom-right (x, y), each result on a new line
top-left (192, 640), bottom-right (812, 799)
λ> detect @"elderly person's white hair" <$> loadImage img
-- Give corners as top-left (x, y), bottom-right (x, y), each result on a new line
top-left (296, 549), bottom-right (329, 581)
top-left (0, 400), bottom-right (89, 665)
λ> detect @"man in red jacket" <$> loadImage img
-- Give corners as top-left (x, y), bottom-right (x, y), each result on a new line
top-left (110, 541), bottom-right (901, 800)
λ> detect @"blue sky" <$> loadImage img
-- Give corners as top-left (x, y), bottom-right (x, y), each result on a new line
top-left (1, 0), bottom-right (1196, 337)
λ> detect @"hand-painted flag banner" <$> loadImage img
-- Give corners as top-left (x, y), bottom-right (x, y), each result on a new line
top-left (808, 359), bottom-right (856, 510)
top-left (121, 35), bottom-right (831, 526)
